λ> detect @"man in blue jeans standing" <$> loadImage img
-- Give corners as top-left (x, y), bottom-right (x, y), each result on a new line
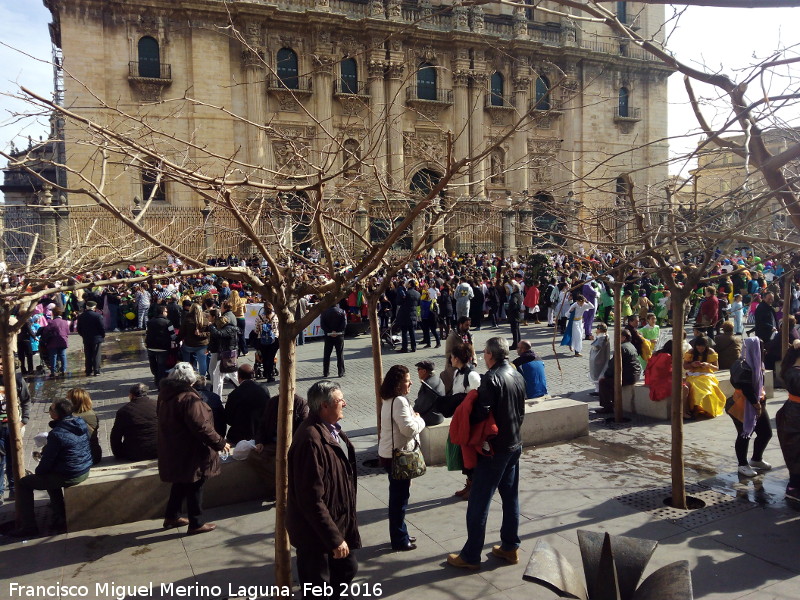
top-left (447, 336), bottom-right (526, 570)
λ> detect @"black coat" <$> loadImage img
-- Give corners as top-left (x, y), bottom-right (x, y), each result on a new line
top-left (225, 379), bottom-right (271, 444)
top-left (76, 310), bottom-right (106, 342)
top-left (145, 316), bottom-right (174, 351)
top-left (471, 360), bottom-right (526, 452)
top-left (397, 288), bottom-right (421, 326)
top-left (287, 413), bottom-right (361, 552)
top-left (110, 395), bottom-right (158, 461)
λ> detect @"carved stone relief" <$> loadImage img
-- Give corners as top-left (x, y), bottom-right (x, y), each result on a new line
top-left (403, 130), bottom-right (446, 162)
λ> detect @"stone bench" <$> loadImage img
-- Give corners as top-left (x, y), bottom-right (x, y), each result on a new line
top-left (419, 397), bottom-right (589, 466)
top-left (625, 369), bottom-right (774, 421)
top-left (64, 458), bottom-right (267, 532)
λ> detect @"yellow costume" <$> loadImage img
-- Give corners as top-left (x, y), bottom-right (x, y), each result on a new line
top-left (683, 349), bottom-right (726, 417)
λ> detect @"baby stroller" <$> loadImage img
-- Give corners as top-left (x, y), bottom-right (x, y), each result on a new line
top-left (248, 329), bottom-right (266, 379)
top-left (380, 317), bottom-right (401, 350)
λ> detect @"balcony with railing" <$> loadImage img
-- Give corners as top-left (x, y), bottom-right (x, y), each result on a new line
top-left (267, 75), bottom-right (313, 95)
top-left (128, 61), bottom-right (172, 81)
top-left (580, 40), bottom-right (651, 61)
top-left (484, 93), bottom-right (515, 110)
top-left (405, 86), bottom-right (453, 106)
top-left (529, 96), bottom-right (563, 114)
top-left (333, 80), bottom-right (370, 98)
top-left (613, 106), bottom-right (641, 122)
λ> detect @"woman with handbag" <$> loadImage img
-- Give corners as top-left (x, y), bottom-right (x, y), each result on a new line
top-left (207, 307), bottom-right (239, 397)
top-left (727, 337), bottom-right (772, 476)
top-left (378, 365), bottom-right (426, 552)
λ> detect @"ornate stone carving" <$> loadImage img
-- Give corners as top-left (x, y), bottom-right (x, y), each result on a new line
top-left (513, 9), bottom-right (527, 38)
top-left (314, 0), bottom-right (331, 10)
top-left (269, 125), bottom-right (314, 178)
top-left (369, 0), bottom-right (385, 18)
top-left (453, 71), bottom-right (470, 87)
top-left (415, 45), bottom-right (436, 62)
top-left (137, 15), bottom-right (159, 35)
top-left (489, 110), bottom-right (512, 127)
top-left (368, 61), bottom-right (386, 79)
top-left (470, 7), bottom-right (484, 33)
top-left (387, 63), bottom-right (405, 79)
top-left (513, 76), bottom-right (531, 94)
top-left (471, 72), bottom-right (489, 87)
top-left (387, 0), bottom-right (401, 20)
top-left (129, 78), bottom-right (171, 102)
top-left (403, 130), bottom-right (446, 162)
top-left (274, 92), bottom-right (301, 112)
top-left (337, 94), bottom-right (370, 116)
top-left (530, 155), bottom-right (553, 185)
top-left (454, 5), bottom-right (469, 31)
top-left (413, 102), bottom-right (448, 121)
top-left (419, 0), bottom-right (433, 21)
top-left (527, 138), bottom-right (562, 154)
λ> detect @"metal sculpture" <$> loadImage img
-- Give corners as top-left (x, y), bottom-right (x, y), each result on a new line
top-left (523, 530), bottom-right (693, 600)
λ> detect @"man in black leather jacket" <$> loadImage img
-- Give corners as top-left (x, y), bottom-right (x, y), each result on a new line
top-left (448, 336), bottom-right (526, 571)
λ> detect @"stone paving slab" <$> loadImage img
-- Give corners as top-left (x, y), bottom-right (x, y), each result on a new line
top-left (1, 324), bottom-right (799, 599)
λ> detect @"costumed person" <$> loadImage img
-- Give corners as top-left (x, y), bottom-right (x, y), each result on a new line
top-left (778, 339), bottom-right (800, 501)
top-left (644, 340), bottom-right (673, 402)
top-left (588, 323), bottom-right (610, 396)
top-left (638, 313), bottom-right (660, 363)
top-left (683, 335), bottom-right (726, 418)
top-left (727, 337), bottom-right (772, 478)
top-left (581, 279), bottom-right (599, 338)
top-left (730, 294), bottom-right (745, 335)
top-left (560, 295), bottom-right (594, 357)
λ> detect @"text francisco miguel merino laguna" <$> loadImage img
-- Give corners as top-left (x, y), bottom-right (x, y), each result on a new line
top-left (7, 582), bottom-right (298, 600)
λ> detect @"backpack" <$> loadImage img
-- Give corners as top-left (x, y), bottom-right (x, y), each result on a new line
top-left (260, 319), bottom-right (276, 346)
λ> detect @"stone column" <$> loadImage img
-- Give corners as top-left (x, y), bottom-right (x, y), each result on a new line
top-left (201, 199), bottom-right (215, 259)
top-left (452, 71), bottom-right (470, 199)
top-left (386, 63), bottom-right (406, 191)
top-left (511, 68), bottom-right (531, 195)
top-left (367, 61), bottom-right (388, 186)
top-left (36, 185), bottom-right (58, 262)
top-left (313, 55), bottom-right (336, 196)
top-left (242, 24), bottom-right (267, 179)
top-left (355, 199), bottom-right (368, 253)
top-left (470, 73), bottom-right (488, 199)
top-left (502, 208), bottom-right (517, 256)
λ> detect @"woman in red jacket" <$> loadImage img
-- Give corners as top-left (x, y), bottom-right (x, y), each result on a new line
top-left (644, 340), bottom-right (673, 402)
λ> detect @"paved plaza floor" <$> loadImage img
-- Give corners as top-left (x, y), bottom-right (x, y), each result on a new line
top-left (0, 322), bottom-right (798, 599)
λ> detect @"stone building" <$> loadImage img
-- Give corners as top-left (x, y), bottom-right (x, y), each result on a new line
top-left (4, 0), bottom-right (672, 262)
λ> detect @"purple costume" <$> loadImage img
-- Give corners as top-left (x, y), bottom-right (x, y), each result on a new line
top-left (582, 281), bottom-right (598, 337)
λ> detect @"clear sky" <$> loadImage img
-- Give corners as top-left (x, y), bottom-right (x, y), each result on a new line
top-left (1, 1), bottom-right (799, 177)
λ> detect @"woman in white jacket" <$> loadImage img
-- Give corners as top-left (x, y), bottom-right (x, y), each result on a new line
top-left (378, 364), bottom-right (426, 552)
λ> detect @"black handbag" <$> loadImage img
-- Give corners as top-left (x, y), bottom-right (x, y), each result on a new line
top-left (390, 397), bottom-right (427, 480)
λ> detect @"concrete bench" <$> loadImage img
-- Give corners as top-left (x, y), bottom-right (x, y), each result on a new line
top-left (625, 369), bottom-right (774, 421)
top-left (64, 458), bottom-right (267, 532)
top-left (419, 397), bottom-right (589, 466)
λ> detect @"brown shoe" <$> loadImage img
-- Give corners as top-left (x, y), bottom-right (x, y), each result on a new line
top-left (163, 517), bottom-right (190, 529)
top-left (454, 479), bottom-right (472, 498)
top-left (446, 553), bottom-right (480, 571)
top-left (491, 545), bottom-right (519, 565)
top-left (187, 523), bottom-right (216, 535)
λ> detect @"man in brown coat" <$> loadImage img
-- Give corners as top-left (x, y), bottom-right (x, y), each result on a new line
top-left (287, 380), bottom-right (360, 598)
top-left (157, 362), bottom-right (229, 535)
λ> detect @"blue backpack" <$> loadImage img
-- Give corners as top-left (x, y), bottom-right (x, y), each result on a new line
top-left (260, 319), bottom-right (276, 345)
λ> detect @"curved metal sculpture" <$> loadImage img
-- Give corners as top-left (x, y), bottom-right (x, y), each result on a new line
top-left (523, 530), bottom-right (693, 600)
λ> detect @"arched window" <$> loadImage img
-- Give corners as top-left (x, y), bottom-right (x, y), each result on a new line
top-left (286, 192), bottom-right (311, 250)
top-left (417, 62), bottom-right (437, 101)
top-left (342, 139), bottom-right (360, 179)
top-left (340, 58), bottom-right (358, 94)
top-left (141, 159), bottom-right (166, 202)
top-left (617, 1), bottom-right (627, 24)
top-left (137, 36), bottom-right (160, 78)
top-left (490, 72), bottom-right (504, 107)
top-left (411, 168), bottom-right (441, 197)
top-left (618, 87), bottom-right (629, 118)
top-left (277, 48), bottom-right (299, 89)
top-left (534, 75), bottom-right (551, 110)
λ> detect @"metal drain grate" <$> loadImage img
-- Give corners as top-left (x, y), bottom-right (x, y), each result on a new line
top-left (615, 483), bottom-right (758, 529)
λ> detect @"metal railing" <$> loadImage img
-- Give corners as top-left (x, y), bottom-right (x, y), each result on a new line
top-left (614, 106), bottom-right (641, 120)
top-left (529, 96), bottom-right (562, 112)
top-left (333, 80), bottom-right (370, 96)
top-left (485, 93), bottom-right (514, 109)
top-left (267, 75), bottom-right (313, 92)
top-left (128, 61), bottom-right (171, 80)
top-left (405, 86), bottom-right (453, 104)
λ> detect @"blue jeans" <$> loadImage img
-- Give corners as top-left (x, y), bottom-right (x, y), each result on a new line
top-left (182, 345), bottom-right (208, 376)
top-left (385, 467), bottom-right (411, 547)
top-left (49, 347), bottom-right (67, 374)
top-left (460, 446), bottom-right (521, 564)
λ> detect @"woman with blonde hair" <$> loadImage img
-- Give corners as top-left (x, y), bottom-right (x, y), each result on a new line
top-left (180, 302), bottom-right (210, 376)
top-left (228, 290), bottom-right (248, 356)
top-left (67, 387), bottom-right (102, 464)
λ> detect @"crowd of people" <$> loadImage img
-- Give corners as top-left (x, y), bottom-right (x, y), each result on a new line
top-left (1, 247), bottom-right (799, 592)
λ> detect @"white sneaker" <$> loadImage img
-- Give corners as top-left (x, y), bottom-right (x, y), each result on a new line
top-left (738, 465), bottom-right (758, 477)
top-left (749, 459), bottom-right (772, 470)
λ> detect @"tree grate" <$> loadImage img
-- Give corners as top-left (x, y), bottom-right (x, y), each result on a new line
top-left (615, 483), bottom-right (758, 529)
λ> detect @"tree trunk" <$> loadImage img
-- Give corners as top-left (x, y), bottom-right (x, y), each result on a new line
top-left (670, 291), bottom-right (688, 509)
top-left (0, 309), bottom-right (25, 526)
top-left (612, 283), bottom-right (624, 423)
top-left (367, 296), bottom-right (384, 435)
top-left (274, 313), bottom-right (297, 587)
top-left (782, 270), bottom-right (793, 361)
